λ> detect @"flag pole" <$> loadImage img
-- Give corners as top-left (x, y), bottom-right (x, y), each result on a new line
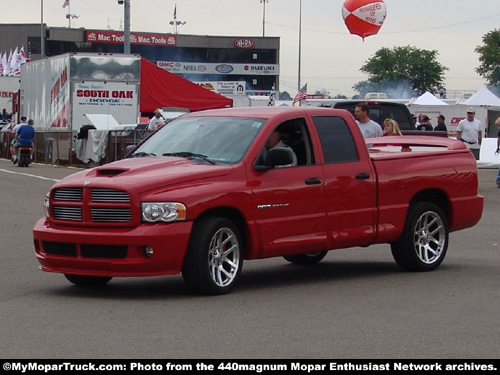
top-left (298, 0), bottom-right (302, 103)
top-left (40, 0), bottom-right (45, 59)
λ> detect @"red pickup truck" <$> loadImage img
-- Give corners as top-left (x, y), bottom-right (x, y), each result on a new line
top-left (33, 107), bottom-right (483, 295)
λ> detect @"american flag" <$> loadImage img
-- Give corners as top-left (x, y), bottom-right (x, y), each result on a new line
top-left (292, 84), bottom-right (307, 106)
top-left (62, 0), bottom-right (69, 8)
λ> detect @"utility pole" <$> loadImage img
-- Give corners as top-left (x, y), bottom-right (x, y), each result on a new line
top-left (260, 0), bottom-right (268, 37)
top-left (118, 0), bottom-right (131, 54)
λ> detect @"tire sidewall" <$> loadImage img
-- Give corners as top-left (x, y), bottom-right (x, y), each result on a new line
top-left (394, 202), bottom-right (449, 272)
top-left (182, 217), bottom-right (244, 295)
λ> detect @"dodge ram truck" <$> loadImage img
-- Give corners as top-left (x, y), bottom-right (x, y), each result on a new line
top-left (33, 107), bottom-right (483, 295)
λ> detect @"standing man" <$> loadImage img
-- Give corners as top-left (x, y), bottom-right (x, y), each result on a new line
top-left (148, 110), bottom-right (164, 131)
top-left (456, 107), bottom-right (482, 147)
top-left (416, 115), bottom-right (433, 131)
top-left (434, 114), bottom-right (447, 131)
top-left (354, 103), bottom-right (383, 138)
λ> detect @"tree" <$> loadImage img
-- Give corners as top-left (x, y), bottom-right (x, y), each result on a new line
top-left (353, 46), bottom-right (448, 98)
top-left (475, 29), bottom-right (500, 88)
top-left (279, 91), bottom-right (292, 101)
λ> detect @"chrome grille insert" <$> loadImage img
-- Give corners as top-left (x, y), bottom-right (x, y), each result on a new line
top-left (91, 208), bottom-right (131, 222)
top-left (53, 188), bottom-right (83, 201)
top-left (92, 189), bottom-right (130, 203)
top-left (53, 206), bottom-right (82, 221)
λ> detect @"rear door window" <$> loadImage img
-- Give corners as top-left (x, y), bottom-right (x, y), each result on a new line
top-left (312, 116), bottom-right (359, 163)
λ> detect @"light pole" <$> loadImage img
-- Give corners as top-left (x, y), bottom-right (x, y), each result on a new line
top-left (260, 0), bottom-right (268, 37)
top-left (40, 0), bottom-right (44, 59)
top-left (118, 0), bottom-right (131, 54)
top-left (64, 1), bottom-right (79, 28)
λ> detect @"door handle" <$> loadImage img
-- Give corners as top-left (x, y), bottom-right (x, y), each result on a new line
top-left (305, 177), bottom-right (322, 185)
top-left (355, 172), bottom-right (370, 180)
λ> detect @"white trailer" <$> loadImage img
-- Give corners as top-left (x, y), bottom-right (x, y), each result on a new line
top-left (20, 53), bottom-right (140, 131)
top-left (0, 76), bottom-right (20, 121)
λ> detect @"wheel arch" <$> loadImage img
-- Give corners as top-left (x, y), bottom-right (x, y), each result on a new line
top-left (409, 188), bottom-right (450, 220)
top-left (193, 206), bottom-right (251, 255)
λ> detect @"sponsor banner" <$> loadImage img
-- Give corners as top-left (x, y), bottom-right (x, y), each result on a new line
top-left (157, 61), bottom-right (279, 76)
top-left (233, 38), bottom-right (255, 49)
top-left (72, 81), bottom-right (139, 130)
top-left (195, 82), bottom-right (246, 96)
top-left (86, 31), bottom-right (177, 46)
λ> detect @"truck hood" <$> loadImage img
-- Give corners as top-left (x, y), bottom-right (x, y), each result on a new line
top-left (55, 157), bottom-right (234, 193)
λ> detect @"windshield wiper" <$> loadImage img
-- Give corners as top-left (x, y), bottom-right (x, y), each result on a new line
top-left (163, 152), bottom-right (216, 164)
top-left (131, 151), bottom-right (156, 157)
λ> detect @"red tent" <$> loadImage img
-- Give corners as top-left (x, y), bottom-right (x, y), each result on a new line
top-left (140, 58), bottom-right (233, 112)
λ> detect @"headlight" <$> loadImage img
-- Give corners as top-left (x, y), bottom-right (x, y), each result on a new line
top-left (141, 202), bottom-right (186, 223)
top-left (43, 195), bottom-right (50, 218)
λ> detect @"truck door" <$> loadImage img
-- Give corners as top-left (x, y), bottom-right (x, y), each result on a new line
top-left (250, 118), bottom-right (327, 258)
top-left (312, 115), bottom-right (377, 248)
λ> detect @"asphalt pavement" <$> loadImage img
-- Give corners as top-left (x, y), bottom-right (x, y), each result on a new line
top-left (0, 159), bottom-right (498, 359)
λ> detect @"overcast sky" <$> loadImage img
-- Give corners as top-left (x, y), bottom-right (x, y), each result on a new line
top-left (7, 0), bottom-right (500, 97)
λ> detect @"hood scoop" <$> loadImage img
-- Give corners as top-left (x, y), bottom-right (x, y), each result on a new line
top-left (96, 168), bottom-right (128, 177)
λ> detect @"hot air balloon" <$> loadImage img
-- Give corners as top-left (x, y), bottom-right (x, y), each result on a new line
top-left (342, 0), bottom-right (387, 40)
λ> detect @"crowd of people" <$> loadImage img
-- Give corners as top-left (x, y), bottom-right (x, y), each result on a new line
top-left (353, 103), bottom-right (500, 188)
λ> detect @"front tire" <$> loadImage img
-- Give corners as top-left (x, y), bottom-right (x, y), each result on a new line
top-left (182, 217), bottom-right (244, 295)
top-left (283, 251), bottom-right (327, 265)
top-left (391, 202), bottom-right (448, 272)
top-left (64, 274), bottom-right (112, 287)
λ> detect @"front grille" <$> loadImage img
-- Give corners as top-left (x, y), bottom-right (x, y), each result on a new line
top-left (52, 187), bottom-right (131, 224)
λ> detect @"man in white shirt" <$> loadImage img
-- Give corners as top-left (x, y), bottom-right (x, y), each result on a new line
top-left (148, 110), bottom-right (164, 131)
top-left (456, 107), bottom-right (482, 148)
top-left (354, 103), bottom-right (383, 138)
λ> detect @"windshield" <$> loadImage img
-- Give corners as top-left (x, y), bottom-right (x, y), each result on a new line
top-left (131, 116), bottom-right (266, 164)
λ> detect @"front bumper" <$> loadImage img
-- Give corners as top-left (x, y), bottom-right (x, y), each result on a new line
top-left (33, 218), bottom-right (193, 277)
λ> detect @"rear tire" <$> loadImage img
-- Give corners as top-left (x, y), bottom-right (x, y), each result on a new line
top-left (283, 251), bottom-right (327, 265)
top-left (391, 202), bottom-right (448, 272)
top-left (182, 217), bottom-right (243, 295)
top-left (64, 274), bottom-right (112, 287)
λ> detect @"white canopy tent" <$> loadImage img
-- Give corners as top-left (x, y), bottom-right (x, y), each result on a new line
top-left (463, 86), bottom-right (500, 106)
top-left (410, 91), bottom-right (448, 105)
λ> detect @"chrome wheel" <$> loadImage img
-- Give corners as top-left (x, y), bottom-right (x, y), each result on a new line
top-left (208, 227), bottom-right (241, 288)
top-left (413, 211), bottom-right (446, 264)
top-left (182, 217), bottom-right (244, 295)
top-left (391, 202), bottom-right (448, 272)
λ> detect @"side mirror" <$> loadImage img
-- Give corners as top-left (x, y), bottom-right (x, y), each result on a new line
top-left (254, 147), bottom-right (294, 171)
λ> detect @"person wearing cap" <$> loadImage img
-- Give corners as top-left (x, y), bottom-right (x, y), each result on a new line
top-left (148, 110), bottom-right (164, 131)
top-left (456, 107), bottom-right (482, 149)
top-left (434, 114), bottom-right (447, 132)
top-left (416, 115), bottom-right (433, 131)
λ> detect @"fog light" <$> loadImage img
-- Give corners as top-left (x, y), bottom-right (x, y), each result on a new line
top-left (144, 246), bottom-right (154, 258)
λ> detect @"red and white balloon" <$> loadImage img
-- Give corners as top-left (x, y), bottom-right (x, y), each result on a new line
top-left (342, 0), bottom-right (387, 40)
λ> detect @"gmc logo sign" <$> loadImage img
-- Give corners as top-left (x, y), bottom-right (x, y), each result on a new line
top-left (233, 38), bottom-right (255, 49)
